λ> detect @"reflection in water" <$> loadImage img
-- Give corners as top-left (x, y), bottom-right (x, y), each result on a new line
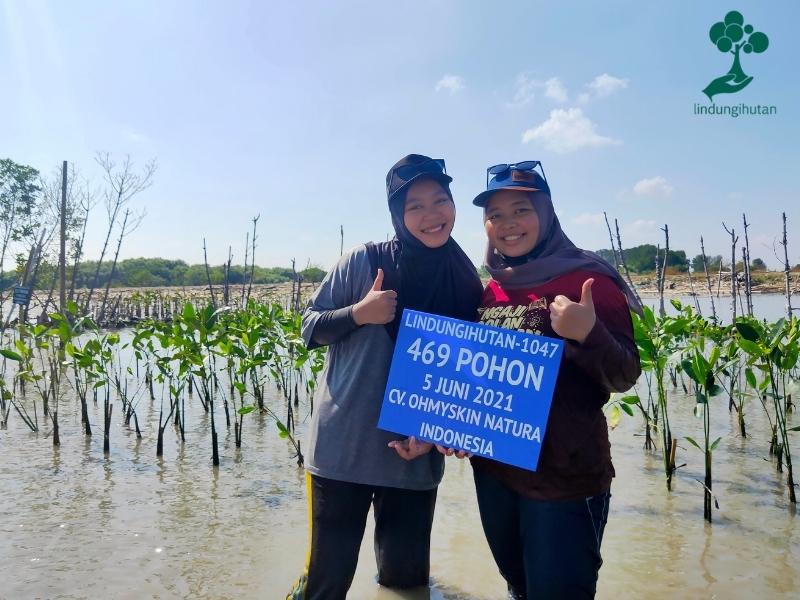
top-left (0, 296), bottom-right (798, 599)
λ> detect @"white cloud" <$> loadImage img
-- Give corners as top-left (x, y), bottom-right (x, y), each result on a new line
top-left (633, 176), bottom-right (673, 199)
top-left (543, 77), bottom-right (568, 103)
top-left (509, 73), bottom-right (537, 106)
top-left (586, 73), bottom-right (628, 98)
top-left (522, 108), bottom-right (621, 153)
top-left (507, 74), bottom-right (568, 107)
top-left (435, 74), bottom-right (465, 94)
top-left (577, 74), bottom-right (629, 104)
top-left (572, 212), bottom-right (605, 226)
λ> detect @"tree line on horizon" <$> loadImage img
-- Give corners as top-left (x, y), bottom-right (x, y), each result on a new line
top-left (595, 244), bottom-right (769, 275)
top-left (0, 247), bottom-right (780, 291)
top-left (0, 257), bottom-right (327, 290)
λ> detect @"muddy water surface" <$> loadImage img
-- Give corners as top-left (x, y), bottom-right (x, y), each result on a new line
top-left (1, 296), bottom-right (798, 599)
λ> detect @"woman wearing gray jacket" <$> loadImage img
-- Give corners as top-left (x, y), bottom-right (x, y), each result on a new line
top-left (287, 154), bottom-right (482, 599)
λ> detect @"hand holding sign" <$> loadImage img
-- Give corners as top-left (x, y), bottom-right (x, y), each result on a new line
top-left (388, 436), bottom-right (432, 460)
top-left (549, 278), bottom-right (596, 344)
top-left (353, 268), bottom-right (397, 325)
top-left (387, 436), bottom-right (470, 460)
top-left (435, 445), bottom-right (471, 459)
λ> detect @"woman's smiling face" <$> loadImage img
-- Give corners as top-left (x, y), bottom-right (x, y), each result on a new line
top-left (484, 190), bottom-right (540, 257)
top-left (402, 179), bottom-right (456, 248)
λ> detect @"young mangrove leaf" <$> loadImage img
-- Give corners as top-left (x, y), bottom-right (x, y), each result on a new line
top-left (685, 436), bottom-right (702, 451)
top-left (0, 349), bottom-right (22, 361)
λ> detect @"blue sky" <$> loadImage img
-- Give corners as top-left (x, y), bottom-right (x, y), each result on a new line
top-left (2, 1), bottom-right (798, 269)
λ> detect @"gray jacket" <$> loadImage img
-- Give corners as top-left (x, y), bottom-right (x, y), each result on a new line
top-left (301, 244), bottom-right (444, 489)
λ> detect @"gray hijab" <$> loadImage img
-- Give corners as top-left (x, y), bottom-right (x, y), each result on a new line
top-left (484, 191), bottom-right (642, 314)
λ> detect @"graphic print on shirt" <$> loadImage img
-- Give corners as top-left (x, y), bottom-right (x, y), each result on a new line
top-left (477, 297), bottom-right (548, 335)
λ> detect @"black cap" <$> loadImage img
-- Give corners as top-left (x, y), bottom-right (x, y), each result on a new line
top-left (386, 154), bottom-right (453, 203)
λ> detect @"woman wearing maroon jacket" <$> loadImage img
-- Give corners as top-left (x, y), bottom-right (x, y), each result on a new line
top-left (470, 161), bottom-right (641, 600)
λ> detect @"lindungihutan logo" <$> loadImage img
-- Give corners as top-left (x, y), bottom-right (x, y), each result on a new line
top-left (693, 10), bottom-right (775, 118)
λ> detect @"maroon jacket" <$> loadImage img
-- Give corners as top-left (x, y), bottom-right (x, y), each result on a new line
top-left (470, 270), bottom-right (641, 501)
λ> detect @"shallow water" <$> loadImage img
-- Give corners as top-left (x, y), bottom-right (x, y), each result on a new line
top-left (1, 295), bottom-right (798, 599)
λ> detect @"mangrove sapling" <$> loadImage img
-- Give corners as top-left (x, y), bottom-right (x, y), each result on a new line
top-left (633, 303), bottom-right (695, 490)
top-left (223, 310), bottom-right (263, 447)
top-left (0, 348), bottom-right (38, 431)
top-left (736, 317), bottom-right (798, 503)
top-left (18, 315), bottom-right (82, 446)
top-left (635, 379), bottom-right (657, 450)
top-left (227, 301), bottom-right (306, 463)
top-left (721, 337), bottom-right (748, 437)
top-left (143, 322), bottom-right (190, 457)
top-left (181, 302), bottom-right (227, 466)
top-left (13, 325), bottom-right (55, 437)
top-left (90, 332), bottom-right (119, 455)
top-left (111, 353), bottom-right (147, 439)
top-left (0, 353), bottom-right (12, 428)
top-left (0, 372), bottom-right (10, 429)
top-left (681, 339), bottom-right (727, 522)
top-left (604, 393), bottom-right (639, 427)
top-left (610, 387), bottom-right (655, 450)
top-left (46, 355), bottom-right (64, 446)
top-left (155, 380), bottom-right (180, 457)
top-left (68, 342), bottom-right (96, 436)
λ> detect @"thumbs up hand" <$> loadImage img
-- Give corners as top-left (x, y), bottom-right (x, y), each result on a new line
top-left (352, 268), bottom-right (398, 325)
top-left (549, 278), bottom-right (596, 344)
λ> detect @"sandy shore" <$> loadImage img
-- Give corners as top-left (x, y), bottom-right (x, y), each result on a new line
top-left (627, 271), bottom-right (800, 297)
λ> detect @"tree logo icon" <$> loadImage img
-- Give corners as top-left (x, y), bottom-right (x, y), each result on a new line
top-left (703, 11), bottom-right (769, 101)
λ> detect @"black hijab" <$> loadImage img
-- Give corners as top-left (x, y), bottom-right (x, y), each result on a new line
top-left (370, 159), bottom-right (482, 340)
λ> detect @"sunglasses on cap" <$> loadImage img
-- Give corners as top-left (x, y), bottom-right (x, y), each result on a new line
top-left (387, 157), bottom-right (449, 201)
top-left (485, 160), bottom-right (547, 188)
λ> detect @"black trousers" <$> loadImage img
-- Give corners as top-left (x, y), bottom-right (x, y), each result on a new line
top-left (473, 468), bottom-right (611, 600)
top-left (287, 473), bottom-right (438, 600)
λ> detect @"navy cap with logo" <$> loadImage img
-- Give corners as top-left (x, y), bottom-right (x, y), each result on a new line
top-left (386, 154), bottom-right (453, 204)
top-left (472, 160), bottom-right (550, 207)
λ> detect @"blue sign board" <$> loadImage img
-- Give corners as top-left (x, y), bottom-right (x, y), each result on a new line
top-left (12, 285), bottom-right (32, 307)
top-left (378, 309), bottom-right (564, 471)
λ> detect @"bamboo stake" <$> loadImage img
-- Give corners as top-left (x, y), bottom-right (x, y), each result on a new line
top-left (782, 212), bottom-right (793, 319)
top-left (723, 223), bottom-right (738, 321)
top-left (742, 213), bottom-right (753, 316)
top-left (700, 236), bottom-right (717, 324)
top-left (687, 260), bottom-right (701, 314)
top-left (603, 212), bottom-right (620, 271)
top-left (655, 244), bottom-right (665, 317)
top-left (59, 161), bottom-right (67, 315)
top-left (203, 238), bottom-right (217, 309)
top-left (613, 218), bottom-right (643, 306)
